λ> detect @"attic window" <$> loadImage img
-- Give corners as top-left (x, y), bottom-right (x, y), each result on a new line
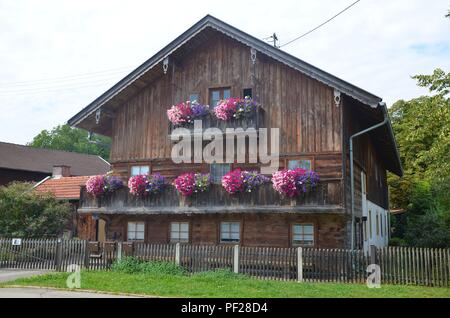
top-left (210, 88), bottom-right (231, 108)
top-left (243, 88), bottom-right (252, 98)
top-left (189, 93), bottom-right (199, 103)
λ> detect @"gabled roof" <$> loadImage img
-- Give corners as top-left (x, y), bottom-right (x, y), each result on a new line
top-left (0, 141), bottom-right (110, 176)
top-left (67, 15), bottom-right (402, 176)
top-left (68, 14), bottom-right (382, 129)
top-left (34, 176), bottom-right (90, 200)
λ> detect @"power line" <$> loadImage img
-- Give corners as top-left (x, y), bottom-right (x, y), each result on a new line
top-left (280, 0), bottom-right (361, 48)
top-left (0, 66), bottom-right (133, 87)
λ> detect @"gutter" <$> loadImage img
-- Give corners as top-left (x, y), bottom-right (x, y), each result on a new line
top-left (349, 102), bottom-right (389, 250)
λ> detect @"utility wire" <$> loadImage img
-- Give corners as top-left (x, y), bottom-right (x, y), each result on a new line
top-left (0, 66), bottom-right (132, 87)
top-left (280, 0), bottom-right (361, 48)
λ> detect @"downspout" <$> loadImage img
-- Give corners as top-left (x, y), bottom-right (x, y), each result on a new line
top-left (350, 102), bottom-right (388, 250)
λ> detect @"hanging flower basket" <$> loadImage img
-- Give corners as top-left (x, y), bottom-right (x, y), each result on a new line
top-left (222, 169), bottom-right (270, 194)
top-left (128, 173), bottom-right (166, 196)
top-left (214, 96), bottom-right (257, 121)
top-left (86, 175), bottom-right (124, 197)
top-left (272, 169), bottom-right (319, 198)
top-left (167, 101), bottom-right (209, 126)
top-left (173, 172), bottom-right (211, 197)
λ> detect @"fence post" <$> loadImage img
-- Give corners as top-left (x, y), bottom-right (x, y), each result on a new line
top-left (175, 242), bottom-right (181, 265)
top-left (297, 247), bottom-right (303, 283)
top-left (83, 240), bottom-right (90, 270)
top-left (117, 242), bottom-right (123, 261)
top-left (233, 245), bottom-right (240, 274)
top-left (55, 238), bottom-right (63, 271)
top-left (370, 245), bottom-right (377, 265)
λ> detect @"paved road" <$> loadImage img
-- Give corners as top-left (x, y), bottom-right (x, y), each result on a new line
top-left (0, 270), bottom-right (50, 283)
top-left (0, 287), bottom-right (137, 298)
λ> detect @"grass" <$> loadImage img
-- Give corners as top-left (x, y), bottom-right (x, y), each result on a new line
top-left (2, 270), bottom-right (449, 298)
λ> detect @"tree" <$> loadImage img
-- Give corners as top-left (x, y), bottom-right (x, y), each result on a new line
top-left (28, 124), bottom-right (111, 160)
top-left (388, 69), bottom-right (450, 247)
top-left (0, 182), bottom-right (71, 237)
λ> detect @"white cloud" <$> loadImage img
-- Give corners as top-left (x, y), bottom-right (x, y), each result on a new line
top-left (0, 0), bottom-right (449, 144)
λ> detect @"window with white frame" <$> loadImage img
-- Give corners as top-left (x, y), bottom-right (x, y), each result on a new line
top-left (292, 224), bottom-right (314, 246)
top-left (170, 222), bottom-right (189, 243)
top-left (210, 163), bottom-right (231, 184)
top-left (288, 159), bottom-right (312, 171)
top-left (127, 222), bottom-right (145, 241)
top-left (220, 222), bottom-right (240, 243)
top-left (130, 165), bottom-right (150, 177)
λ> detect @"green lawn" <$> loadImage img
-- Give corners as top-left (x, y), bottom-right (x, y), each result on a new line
top-left (2, 270), bottom-right (449, 298)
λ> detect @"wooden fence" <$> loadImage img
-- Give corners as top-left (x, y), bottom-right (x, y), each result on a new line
top-left (0, 238), bottom-right (448, 287)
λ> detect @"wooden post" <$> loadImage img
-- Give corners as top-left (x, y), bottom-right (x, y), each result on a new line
top-left (175, 242), bottom-right (181, 265)
top-left (83, 240), bottom-right (90, 269)
top-left (370, 245), bottom-right (377, 265)
top-left (55, 238), bottom-right (63, 271)
top-left (117, 242), bottom-right (123, 261)
top-left (297, 247), bottom-right (303, 283)
top-left (233, 245), bottom-right (240, 274)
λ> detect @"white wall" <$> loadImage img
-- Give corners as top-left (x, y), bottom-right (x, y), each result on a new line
top-left (363, 200), bottom-right (389, 254)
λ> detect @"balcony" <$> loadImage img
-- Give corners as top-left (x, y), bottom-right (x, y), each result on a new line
top-left (168, 106), bottom-right (264, 138)
top-left (78, 180), bottom-right (343, 215)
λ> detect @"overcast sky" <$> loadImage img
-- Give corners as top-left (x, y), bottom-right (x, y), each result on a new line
top-left (0, 0), bottom-right (449, 145)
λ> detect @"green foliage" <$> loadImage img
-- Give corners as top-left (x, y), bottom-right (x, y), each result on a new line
top-left (28, 124), bottom-right (111, 160)
top-left (111, 257), bottom-right (186, 276)
top-left (388, 69), bottom-right (450, 247)
top-left (0, 182), bottom-right (71, 237)
top-left (192, 268), bottom-right (248, 280)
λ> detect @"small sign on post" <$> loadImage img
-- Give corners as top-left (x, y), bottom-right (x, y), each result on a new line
top-left (12, 238), bottom-right (22, 246)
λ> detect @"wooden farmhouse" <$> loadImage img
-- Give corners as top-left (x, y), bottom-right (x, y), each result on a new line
top-left (68, 15), bottom-right (402, 252)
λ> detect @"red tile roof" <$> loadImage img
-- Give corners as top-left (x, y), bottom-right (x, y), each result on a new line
top-left (34, 176), bottom-right (91, 200)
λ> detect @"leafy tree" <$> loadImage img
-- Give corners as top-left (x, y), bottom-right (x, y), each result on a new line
top-left (0, 182), bottom-right (71, 237)
top-left (388, 69), bottom-right (450, 247)
top-left (28, 124), bottom-right (111, 160)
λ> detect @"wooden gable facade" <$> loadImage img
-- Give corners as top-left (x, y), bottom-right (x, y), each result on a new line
top-left (69, 16), bottom-right (402, 249)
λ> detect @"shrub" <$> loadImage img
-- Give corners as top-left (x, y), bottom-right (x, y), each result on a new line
top-left (111, 257), bottom-right (186, 276)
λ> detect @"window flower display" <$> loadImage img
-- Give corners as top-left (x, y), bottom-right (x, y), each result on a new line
top-left (222, 169), bottom-right (270, 194)
top-left (174, 172), bottom-right (211, 197)
top-left (86, 175), bottom-right (124, 197)
top-left (214, 97), bottom-right (257, 121)
top-left (167, 101), bottom-right (209, 126)
top-left (128, 173), bottom-right (166, 196)
top-left (272, 168), bottom-right (319, 198)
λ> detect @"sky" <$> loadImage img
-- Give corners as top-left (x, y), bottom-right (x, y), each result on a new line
top-left (0, 0), bottom-right (449, 145)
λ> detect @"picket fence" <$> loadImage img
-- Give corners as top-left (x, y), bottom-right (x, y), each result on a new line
top-left (0, 238), bottom-right (448, 287)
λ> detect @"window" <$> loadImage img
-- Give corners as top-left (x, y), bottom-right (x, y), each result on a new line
top-left (210, 163), bottom-right (231, 184)
top-left (243, 88), bottom-right (253, 98)
top-left (220, 222), bottom-right (240, 243)
top-left (376, 213), bottom-right (380, 237)
top-left (380, 214), bottom-right (384, 237)
top-left (292, 224), bottom-right (314, 246)
top-left (170, 222), bottom-right (189, 243)
top-left (130, 165), bottom-right (150, 177)
top-left (210, 87), bottom-right (231, 108)
top-left (189, 93), bottom-right (199, 103)
top-left (368, 210), bottom-right (373, 239)
top-left (288, 159), bottom-right (312, 171)
top-left (127, 222), bottom-right (145, 241)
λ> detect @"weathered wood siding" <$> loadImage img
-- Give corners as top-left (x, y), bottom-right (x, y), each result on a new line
top-left (110, 33), bottom-right (342, 164)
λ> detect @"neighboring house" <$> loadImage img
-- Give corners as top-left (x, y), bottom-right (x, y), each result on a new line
top-left (68, 15), bottom-right (402, 250)
top-left (34, 166), bottom-right (101, 241)
top-left (0, 141), bottom-right (110, 186)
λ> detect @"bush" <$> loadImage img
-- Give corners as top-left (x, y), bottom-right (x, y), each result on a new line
top-left (0, 182), bottom-right (71, 237)
top-left (389, 237), bottom-right (407, 247)
top-left (111, 257), bottom-right (186, 276)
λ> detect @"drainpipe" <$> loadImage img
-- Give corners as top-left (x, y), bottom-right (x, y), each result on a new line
top-left (350, 102), bottom-right (388, 250)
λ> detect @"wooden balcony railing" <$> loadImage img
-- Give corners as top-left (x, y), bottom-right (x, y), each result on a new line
top-left (168, 106), bottom-right (264, 138)
top-left (78, 180), bottom-right (343, 215)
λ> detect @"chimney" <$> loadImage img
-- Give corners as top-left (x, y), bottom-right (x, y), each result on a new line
top-left (53, 165), bottom-right (71, 178)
